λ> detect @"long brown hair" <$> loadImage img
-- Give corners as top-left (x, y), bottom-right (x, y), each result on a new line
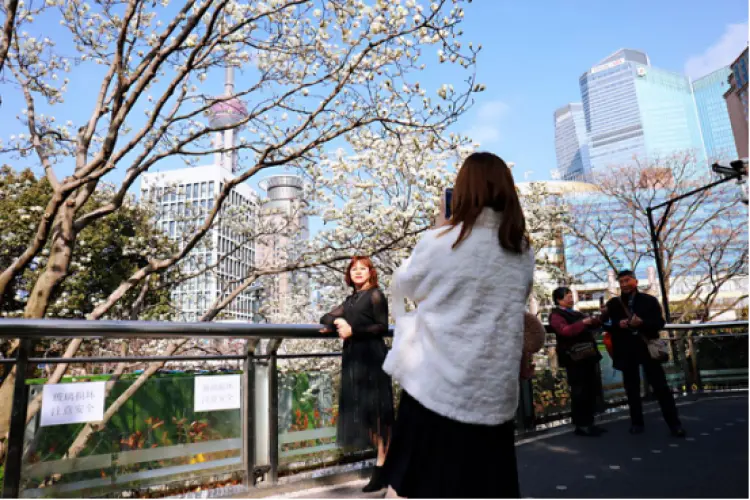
top-left (446, 152), bottom-right (529, 253)
top-left (344, 256), bottom-right (379, 289)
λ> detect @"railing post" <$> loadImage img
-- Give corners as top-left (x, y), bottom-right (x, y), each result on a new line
top-left (516, 379), bottom-right (535, 432)
top-left (593, 360), bottom-right (606, 413)
top-left (2, 338), bottom-right (33, 499)
top-left (268, 350), bottom-right (279, 484)
top-left (242, 340), bottom-right (257, 488)
top-left (676, 332), bottom-right (692, 394)
top-left (689, 335), bottom-right (703, 392)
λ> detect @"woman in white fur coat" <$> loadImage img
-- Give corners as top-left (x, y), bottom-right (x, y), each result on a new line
top-left (382, 152), bottom-right (535, 498)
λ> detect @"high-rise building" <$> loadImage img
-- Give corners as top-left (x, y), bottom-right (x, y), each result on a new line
top-left (141, 167), bottom-right (260, 321)
top-left (692, 67), bottom-right (737, 162)
top-left (256, 175), bottom-right (310, 322)
top-left (553, 103), bottom-right (591, 181)
top-left (724, 47), bottom-right (749, 158)
top-left (580, 49), bottom-right (705, 172)
top-left (140, 67), bottom-right (261, 322)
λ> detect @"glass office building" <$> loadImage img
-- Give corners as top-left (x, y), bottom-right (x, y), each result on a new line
top-left (580, 49), bottom-right (705, 172)
top-left (553, 103), bottom-right (591, 181)
top-left (692, 67), bottom-right (737, 162)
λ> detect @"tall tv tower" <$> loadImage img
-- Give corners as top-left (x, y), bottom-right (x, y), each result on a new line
top-left (206, 66), bottom-right (248, 174)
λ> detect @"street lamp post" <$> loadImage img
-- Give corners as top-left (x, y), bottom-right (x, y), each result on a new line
top-left (646, 159), bottom-right (747, 322)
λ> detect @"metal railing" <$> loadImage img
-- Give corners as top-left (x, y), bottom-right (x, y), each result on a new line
top-left (0, 319), bottom-right (746, 498)
top-left (0, 321), bottom-right (348, 499)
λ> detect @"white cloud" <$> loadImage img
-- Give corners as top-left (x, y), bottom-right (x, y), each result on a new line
top-left (465, 100), bottom-right (508, 146)
top-left (684, 22), bottom-right (749, 79)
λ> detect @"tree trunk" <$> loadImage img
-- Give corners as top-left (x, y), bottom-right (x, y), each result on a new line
top-left (0, 366), bottom-right (16, 440)
top-left (0, 208), bottom-right (77, 463)
top-left (24, 220), bottom-right (76, 318)
top-left (0, 339), bottom-right (20, 441)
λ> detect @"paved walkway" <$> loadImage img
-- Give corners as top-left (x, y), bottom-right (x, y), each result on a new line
top-left (266, 394), bottom-right (748, 498)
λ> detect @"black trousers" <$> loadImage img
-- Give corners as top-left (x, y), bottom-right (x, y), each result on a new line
top-left (566, 361), bottom-right (599, 427)
top-left (621, 358), bottom-right (681, 428)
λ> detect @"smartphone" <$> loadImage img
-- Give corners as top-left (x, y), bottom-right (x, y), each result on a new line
top-left (444, 188), bottom-right (453, 219)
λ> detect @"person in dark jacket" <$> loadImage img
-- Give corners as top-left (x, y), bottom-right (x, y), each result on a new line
top-left (549, 287), bottom-right (605, 437)
top-left (601, 270), bottom-right (686, 437)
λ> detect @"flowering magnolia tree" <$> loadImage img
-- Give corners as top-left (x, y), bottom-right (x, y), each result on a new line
top-left (0, 0), bottom-right (482, 464)
top-left (517, 181), bottom-right (574, 310)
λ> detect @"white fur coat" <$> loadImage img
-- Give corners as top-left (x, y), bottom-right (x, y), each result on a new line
top-left (384, 208), bottom-right (535, 425)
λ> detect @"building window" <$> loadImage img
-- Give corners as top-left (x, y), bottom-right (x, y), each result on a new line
top-left (201, 182), bottom-right (207, 198)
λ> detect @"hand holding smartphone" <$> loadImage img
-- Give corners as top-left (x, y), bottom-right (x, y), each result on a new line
top-left (444, 188), bottom-right (453, 219)
top-left (434, 187), bottom-right (453, 229)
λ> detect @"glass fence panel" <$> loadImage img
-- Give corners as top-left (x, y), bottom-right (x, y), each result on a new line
top-left (19, 365), bottom-right (243, 498)
top-left (277, 353), bottom-right (344, 474)
top-left (531, 344), bottom-right (572, 425)
top-left (694, 334), bottom-right (749, 391)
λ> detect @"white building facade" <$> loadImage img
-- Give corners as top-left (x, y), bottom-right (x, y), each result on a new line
top-left (141, 165), bottom-right (261, 322)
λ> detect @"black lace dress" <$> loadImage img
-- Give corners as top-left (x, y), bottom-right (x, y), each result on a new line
top-left (320, 287), bottom-right (395, 450)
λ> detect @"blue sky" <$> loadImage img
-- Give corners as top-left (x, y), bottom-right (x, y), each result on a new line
top-left (457, 0), bottom-right (748, 181)
top-left (1, 0), bottom-right (747, 189)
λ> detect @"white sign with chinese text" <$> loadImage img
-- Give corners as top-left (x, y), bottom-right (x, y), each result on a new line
top-left (194, 375), bottom-right (241, 412)
top-left (40, 381), bottom-right (106, 427)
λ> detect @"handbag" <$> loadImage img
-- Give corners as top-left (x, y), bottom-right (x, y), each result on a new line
top-left (616, 297), bottom-right (669, 363)
top-left (643, 336), bottom-right (670, 363)
top-left (549, 310), bottom-right (599, 363)
top-left (382, 265), bottom-right (421, 381)
top-left (567, 341), bottom-right (600, 362)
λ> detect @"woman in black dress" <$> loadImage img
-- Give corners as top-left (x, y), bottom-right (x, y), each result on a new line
top-left (320, 256), bottom-right (394, 493)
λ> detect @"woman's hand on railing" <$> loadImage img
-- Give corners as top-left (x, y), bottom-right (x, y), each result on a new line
top-left (333, 318), bottom-right (352, 339)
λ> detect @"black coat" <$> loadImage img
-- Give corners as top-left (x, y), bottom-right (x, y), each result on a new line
top-left (604, 291), bottom-right (665, 370)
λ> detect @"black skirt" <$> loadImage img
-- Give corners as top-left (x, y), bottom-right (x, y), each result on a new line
top-left (382, 391), bottom-right (520, 498)
top-left (337, 337), bottom-right (394, 450)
